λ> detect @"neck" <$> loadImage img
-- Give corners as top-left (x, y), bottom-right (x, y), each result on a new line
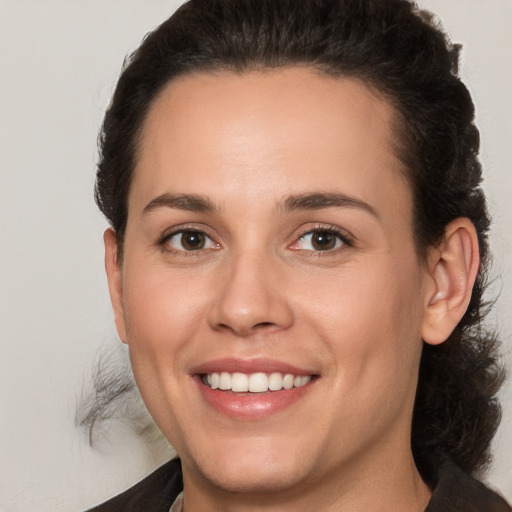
top-left (181, 443), bottom-right (431, 512)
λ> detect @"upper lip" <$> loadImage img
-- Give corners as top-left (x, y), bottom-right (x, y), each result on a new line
top-left (189, 358), bottom-right (316, 376)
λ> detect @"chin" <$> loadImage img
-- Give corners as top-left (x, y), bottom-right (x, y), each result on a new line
top-left (184, 437), bottom-right (314, 494)
top-left (204, 462), bottom-right (307, 495)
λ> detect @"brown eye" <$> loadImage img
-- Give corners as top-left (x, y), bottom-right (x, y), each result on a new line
top-left (180, 231), bottom-right (205, 250)
top-left (164, 230), bottom-right (219, 252)
top-left (293, 229), bottom-right (346, 252)
top-left (311, 231), bottom-right (336, 250)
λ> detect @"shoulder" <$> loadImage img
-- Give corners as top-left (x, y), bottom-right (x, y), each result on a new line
top-left (426, 458), bottom-right (511, 512)
top-left (85, 458), bottom-right (183, 512)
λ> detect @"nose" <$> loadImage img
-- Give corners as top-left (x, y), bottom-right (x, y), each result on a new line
top-left (207, 251), bottom-right (294, 337)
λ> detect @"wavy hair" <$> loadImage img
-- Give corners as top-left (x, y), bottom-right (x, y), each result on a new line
top-left (92, 0), bottom-right (505, 481)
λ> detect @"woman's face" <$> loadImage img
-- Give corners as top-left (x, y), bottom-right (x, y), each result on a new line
top-left (107, 68), bottom-right (434, 496)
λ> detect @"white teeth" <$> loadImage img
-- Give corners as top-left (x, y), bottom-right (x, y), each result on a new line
top-left (248, 373), bottom-right (268, 392)
top-left (210, 372), bottom-right (219, 389)
top-left (203, 372), bottom-right (312, 393)
top-left (283, 374), bottom-right (294, 390)
top-left (231, 372), bottom-right (249, 392)
top-left (219, 372), bottom-right (231, 390)
top-left (268, 372), bottom-right (283, 391)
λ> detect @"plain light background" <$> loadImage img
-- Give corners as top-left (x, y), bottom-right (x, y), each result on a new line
top-left (0, 1), bottom-right (511, 510)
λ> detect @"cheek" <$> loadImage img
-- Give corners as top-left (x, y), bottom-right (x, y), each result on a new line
top-left (297, 255), bottom-right (425, 376)
top-left (301, 256), bottom-right (426, 434)
top-left (119, 263), bottom-right (214, 432)
top-left (122, 263), bottom-right (212, 355)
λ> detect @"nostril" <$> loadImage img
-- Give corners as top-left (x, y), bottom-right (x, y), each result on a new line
top-left (215, 321), bottom-right (276, 335)
top-left (255, 322), bottom-right (274, 328)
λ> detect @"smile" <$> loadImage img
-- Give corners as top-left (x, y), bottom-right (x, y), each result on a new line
top-left (201, 372), bottom-right (312, 393)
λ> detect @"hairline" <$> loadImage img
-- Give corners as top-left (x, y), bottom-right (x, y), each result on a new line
top-left (115, 65), bottom-right (419, 262)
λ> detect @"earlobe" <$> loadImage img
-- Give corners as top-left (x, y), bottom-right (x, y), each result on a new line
top-left (422, 218), bottom-right (480, 346)
top-left (104, 228), bottom-right (128, 343)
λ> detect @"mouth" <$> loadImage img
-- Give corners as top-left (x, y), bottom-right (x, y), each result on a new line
top-left (192, 359), bottom-right (318, 419)
top-left (200, 371), bottom-right (312, 393)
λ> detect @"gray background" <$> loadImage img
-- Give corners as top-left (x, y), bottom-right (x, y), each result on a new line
top-left (1, 1), bottom-right (511, 510)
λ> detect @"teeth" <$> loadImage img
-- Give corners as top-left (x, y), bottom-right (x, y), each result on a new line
top-left (202, 372), bottom-right (312, 393)
top-left (268, 372), bottom-right (283, 391)
top-left (210, 372), bottom-right (219, 390)
top-left (283, 374), bottom-right (294, 389)
top-left (219, 372), bottom-right (231, 390)
top-left (249, 373), bottom-right (268, 392)
top-left (232, 372), bottom-right (249, 392)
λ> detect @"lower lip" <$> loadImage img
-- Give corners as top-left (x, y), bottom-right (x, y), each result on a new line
top-left (195, 377), bottom-right (315, 420)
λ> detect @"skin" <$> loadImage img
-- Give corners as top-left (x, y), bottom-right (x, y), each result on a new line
top-left (105, 68), bottom-right (479, 511)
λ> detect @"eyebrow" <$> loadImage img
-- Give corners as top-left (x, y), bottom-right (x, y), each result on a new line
top-left (279, 192), bottom-right (379, 217)
top-left (142, 191), bottom-right (378, 218)
top-left (142, 193), bottom-right (217, 215)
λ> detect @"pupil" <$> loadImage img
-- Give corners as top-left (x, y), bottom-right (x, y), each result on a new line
top-left (182, 231), bottom-right (205, 250)
top-left (312, 231), bottom-right (335, 250)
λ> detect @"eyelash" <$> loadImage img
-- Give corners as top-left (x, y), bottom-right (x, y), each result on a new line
top-left (158, 225), bottom-right (220, 256)
top-left (157, 224), bottom-right (353, 256)
top-left (289, 224), bottom-right (353, 255)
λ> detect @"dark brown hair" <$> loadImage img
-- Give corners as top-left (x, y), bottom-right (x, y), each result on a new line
top-left (94, 0), bottom-right (505, 481)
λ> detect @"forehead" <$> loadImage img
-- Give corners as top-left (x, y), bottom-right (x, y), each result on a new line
top-left (131, 67), bottom-right (410, 220)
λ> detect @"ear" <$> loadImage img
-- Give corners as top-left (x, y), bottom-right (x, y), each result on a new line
top-left (422, 218), bottom-right (480, 346)
top-left (104, 228), bottom-right (128, 343)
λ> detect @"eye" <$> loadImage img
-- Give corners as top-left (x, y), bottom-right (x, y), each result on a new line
top-left (292, 229), bottom-right (348, 252)
top-left (164, 230), bottom-right (219, 252)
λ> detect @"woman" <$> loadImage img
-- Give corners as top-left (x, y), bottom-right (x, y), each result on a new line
top-left (88, 0), bottom-right (511, 510)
